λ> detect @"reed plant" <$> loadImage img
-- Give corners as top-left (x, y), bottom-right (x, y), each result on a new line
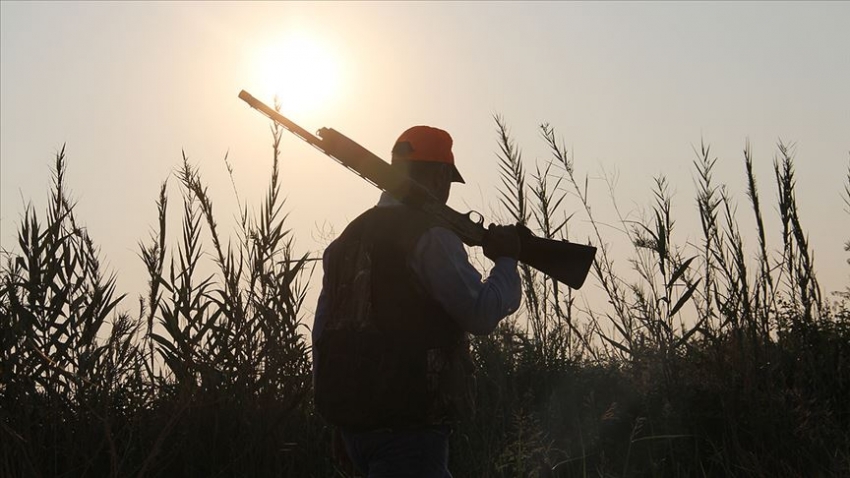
top-left (1, 117), bottom-right (847, 477)
top-left (1, 108), bottom-right (327, 476)
top-left (451, 122), bottom-right (849, 477)
top-left (1, 146), bottom-right (150, 476)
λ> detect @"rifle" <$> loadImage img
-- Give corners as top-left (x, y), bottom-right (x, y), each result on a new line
top-left (238, 90), bottom-right (596, 289)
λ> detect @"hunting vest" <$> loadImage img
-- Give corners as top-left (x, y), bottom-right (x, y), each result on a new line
top-left (314, 206), bottom-right (473, 430)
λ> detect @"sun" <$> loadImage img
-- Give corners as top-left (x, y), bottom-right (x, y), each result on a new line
top-left (252, 31), bottom-right (341, 117)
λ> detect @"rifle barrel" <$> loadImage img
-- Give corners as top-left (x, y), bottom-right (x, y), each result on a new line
top-left (237, 90), bottom-right (597, 289)
top-left (238, 90), bottom-right (324, 150)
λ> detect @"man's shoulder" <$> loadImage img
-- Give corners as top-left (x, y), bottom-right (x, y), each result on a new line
top-left (366, 206), bottom-right (444, 233)
top-left (414, 226), bottom-right (465, 261)
top-left (420, 225), bottom-right (462, 243)
top-left (331, 207), bottom-right (449, 252)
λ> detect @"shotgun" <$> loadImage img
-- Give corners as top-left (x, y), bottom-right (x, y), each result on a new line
top-left (238, 90), bottom-right (596, 289)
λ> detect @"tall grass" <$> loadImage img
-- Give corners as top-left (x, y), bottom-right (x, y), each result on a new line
top-left (1, 111), bottom-right (326, 476)
top-left (452, 123), bottom-right (850, 477)
top-left (1, 119), bottom-right (847, 477)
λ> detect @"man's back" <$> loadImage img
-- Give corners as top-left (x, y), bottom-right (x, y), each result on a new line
top-left (314, 206), bottom-right (471, 430)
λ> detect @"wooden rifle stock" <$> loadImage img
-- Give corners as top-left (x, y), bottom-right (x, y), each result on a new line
top-left (238, 90), bottom-right (596, 289)
top-left (519, 235), bottom-right (595, 290)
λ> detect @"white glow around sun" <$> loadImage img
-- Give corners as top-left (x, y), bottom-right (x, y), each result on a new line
top-left (252, 31), bottom-right (341, 117)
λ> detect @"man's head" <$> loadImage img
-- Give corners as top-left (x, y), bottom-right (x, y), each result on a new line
top-left (391, 126), bottom-right (464, 204)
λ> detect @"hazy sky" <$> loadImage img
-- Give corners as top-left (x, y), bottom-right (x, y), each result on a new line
top-left (2, 2), bottom-right (848, 311)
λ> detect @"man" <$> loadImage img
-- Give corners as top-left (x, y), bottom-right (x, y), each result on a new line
top-left (312, 125), bottom-right (522, 477)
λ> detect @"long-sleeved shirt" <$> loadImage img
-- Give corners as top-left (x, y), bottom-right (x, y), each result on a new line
top-left (313, 192), bottom-right (521, 342)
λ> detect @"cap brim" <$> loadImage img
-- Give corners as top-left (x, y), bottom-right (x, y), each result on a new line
top-left (451, 165), bottom-right (465, 184)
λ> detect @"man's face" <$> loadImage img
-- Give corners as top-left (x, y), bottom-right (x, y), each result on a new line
top-left (398, 161), bottom-right (455, 205)
top-left (435, 179), bottom-right (451, 204)
top-left (431, 165), bottom-right (453, 204)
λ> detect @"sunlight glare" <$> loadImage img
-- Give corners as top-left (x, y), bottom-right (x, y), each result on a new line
top-left (253, 32), bottom-right (341, 117)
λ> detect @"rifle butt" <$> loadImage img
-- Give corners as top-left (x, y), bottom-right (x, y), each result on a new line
top-left (519, 237), bottom-right (596, 289)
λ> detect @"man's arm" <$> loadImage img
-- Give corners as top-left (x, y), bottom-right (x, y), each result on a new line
top-left (410, 226), bottom-right (521, 335)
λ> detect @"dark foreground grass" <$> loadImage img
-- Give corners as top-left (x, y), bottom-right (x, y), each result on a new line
top-left (1, 119), bottom-right (848, 477)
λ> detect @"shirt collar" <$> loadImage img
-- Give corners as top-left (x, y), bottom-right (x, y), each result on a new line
top-left (377, 191), bottom-right (403, 207)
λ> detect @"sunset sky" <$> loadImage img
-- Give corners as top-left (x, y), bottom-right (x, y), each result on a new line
top-left (2, 2), bottom-right (848, 314)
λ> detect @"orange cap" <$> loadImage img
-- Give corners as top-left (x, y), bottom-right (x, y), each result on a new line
top-left (391, 125), bottom-right (465, 183)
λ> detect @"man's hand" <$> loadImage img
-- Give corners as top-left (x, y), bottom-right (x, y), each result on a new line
top-left (483, 224), bottom-right (522, 260)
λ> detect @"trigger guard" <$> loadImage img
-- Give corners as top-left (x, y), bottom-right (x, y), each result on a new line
top-left (466, 211), bottom-right (484, 225)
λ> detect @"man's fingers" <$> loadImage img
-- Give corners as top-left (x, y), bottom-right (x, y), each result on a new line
top-left (483, 224), bottom-right (522, 260)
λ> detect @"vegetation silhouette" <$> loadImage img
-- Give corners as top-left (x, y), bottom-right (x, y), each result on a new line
top-left (1, 116), bottom-right (848, 477)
